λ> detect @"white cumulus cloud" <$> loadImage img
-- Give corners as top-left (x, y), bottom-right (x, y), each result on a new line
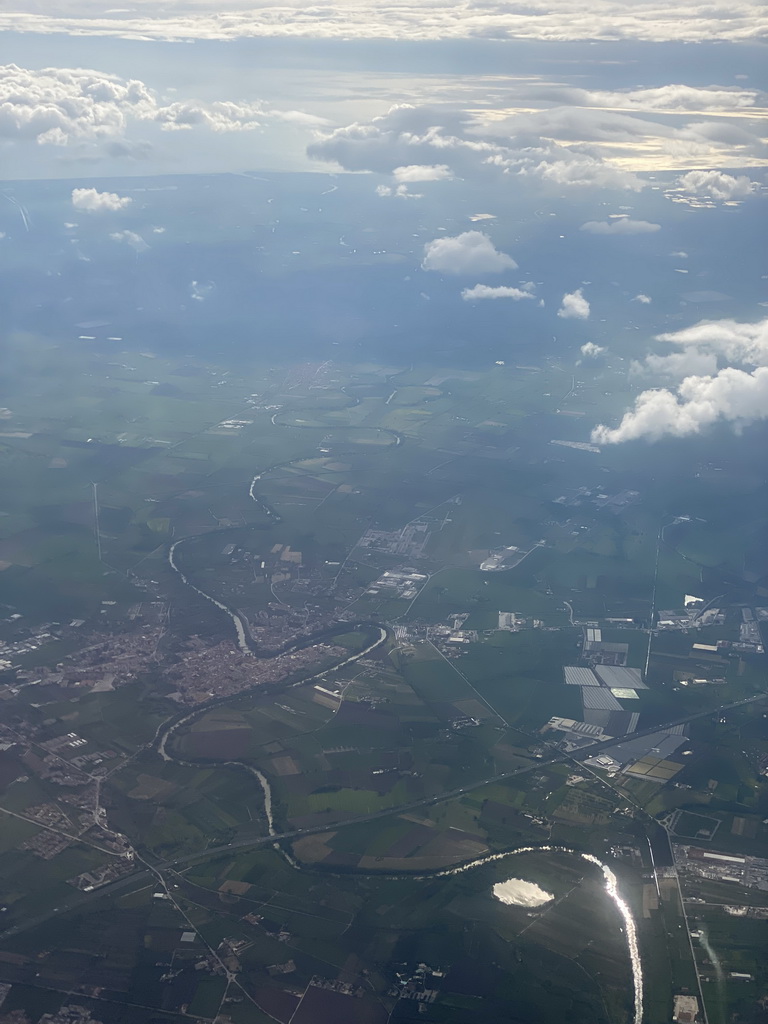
top-left (592, 366), bottom-right (768, 443)
top-left (656, 317), bottom-right (768, 366)
top-left (581, 342), bottom-right (605, 357)
top-left (676, 169), bottom-right (754, 200)
top-left (628, 317), bottom-right (768, 381)
top-left (520, 154), bottom-right (644, 191)
top-left (376, 183), bottom-right (420, 198)
top-left (72, 187), bottom-right (132, 212)
top-left (462, 284), bottom-right (535, 301)
top-left (630, 350), bottom-right (719, 380)
top-left (580, 218), bottom-right (661, 235)
top-left (632, 293), bottom-right (652, 303)
top-left (558, 289), bottom-right (590, 320)
top-left (422, 231), bottom-right (517, 275)
top-left (393, 164), bottom-right (452, 182)
top-left (0, 63), bottom-right (313, 149)
top-left (596, 315), bottom-right (768, 441)
top-left (151, 99), bottom-right (264, 132)
top-left (0, 64), bottom-right (153, 144)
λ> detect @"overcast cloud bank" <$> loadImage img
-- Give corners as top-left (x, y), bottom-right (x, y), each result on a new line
top-left (2, 0), bottom-right (766, 42)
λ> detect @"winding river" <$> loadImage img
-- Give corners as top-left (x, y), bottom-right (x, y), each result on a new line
top-left (169, 539), bottom-right (252, 654)
top-left (163, 397), bottom-right (643, 1024)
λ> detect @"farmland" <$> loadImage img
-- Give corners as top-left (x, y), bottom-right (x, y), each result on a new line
top-left (0, 234), bottom-right (766, 1024)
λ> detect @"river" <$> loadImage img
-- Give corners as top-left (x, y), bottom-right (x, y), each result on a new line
top-left (165, 439), bottom-right (642, 1023)
top-left (410, 844), bottom-right (644, 1024)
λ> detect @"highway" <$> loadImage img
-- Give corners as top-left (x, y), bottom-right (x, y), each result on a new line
top-left (2, 690), bottom-right (763, 943)
top-left (168, 691), bottom-right (766, 868)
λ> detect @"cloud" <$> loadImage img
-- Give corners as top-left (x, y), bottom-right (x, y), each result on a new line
top-left (632, 293), bottom-right (652, 303)
top-left (376, 183), bottom-right (421, 198)
top-left (551, 84), bottom-right (762, 113)
top-left (393, 164), bottom-right (452, 182)
top-left (462, 283), bottom-right (535, 301)
top-left (308, 104), bottom-right (646, 191)
top-left (0, 64), bottom-right (155, 145)
top-left (189, 280), bottom-right (215, 301)
top-left (481, 100), bottom-right (768, 175)
top-left (655, 317), bottom-right (768, 366)
top-left (110, 229), bottom-right (148, 251)
top-left (0, 63), bottom-right (313, 148)
top-left (627, 317), bottom-right (768, 382)
top-left (580, 218), bottom-right (661, 235)
top-left (151, 99), bottom-right (264, 132)
top-left (676, 170), bottom-right (754, 200)
top-left (592, 367), bottom-right (768, 443)
top-left (309, 105), bottom-right (495, 176)
top-left (630, 350), bottom-right (719, 379)
top-left (72, 187), bottom-right (131, 212)
top-left (518, 154), bottom-right (644, 191)
top-left (580, 342), bottom-right (605, 357)
top-left (598, 316), bottom-right (768, 440)
top-left (558, 289), bottom-right (590, 320)
top-left (1, 0), bottom-right (765, 43)
top-left (422, 231), bottom-right (517, 275)
top-left (490, 106), bottom-right (675, 145)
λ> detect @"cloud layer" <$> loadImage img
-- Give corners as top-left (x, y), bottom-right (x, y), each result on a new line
top-left (308, 103), bottom-right (649, 193)
top-left (308, 85), bottom-right (768, 194)
top-left (2, 0), bottom-right (766, 42)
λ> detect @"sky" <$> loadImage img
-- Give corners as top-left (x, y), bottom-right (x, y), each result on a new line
top-left (0, 0), bottom-right (766, 443)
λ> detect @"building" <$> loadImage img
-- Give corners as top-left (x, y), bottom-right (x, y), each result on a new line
top-left (673, 994), bottom-right (700, 1023)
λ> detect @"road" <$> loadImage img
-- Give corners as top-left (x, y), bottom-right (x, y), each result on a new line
top-left (169, 689), bottom-right (765, 868)
top-left (666, 830), bottom-right (711, 1024)
top-left (2, 690), bottom-right (763, 943)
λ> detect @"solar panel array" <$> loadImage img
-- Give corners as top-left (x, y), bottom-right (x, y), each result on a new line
top-left (581, 686), bottom-right (623, 710)
top-left (602, 731), bottom-right (686, 764)
top-left (564, 666), bottom-right (600, 686)
top-left (594, 665), bottom-right (647, 690)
